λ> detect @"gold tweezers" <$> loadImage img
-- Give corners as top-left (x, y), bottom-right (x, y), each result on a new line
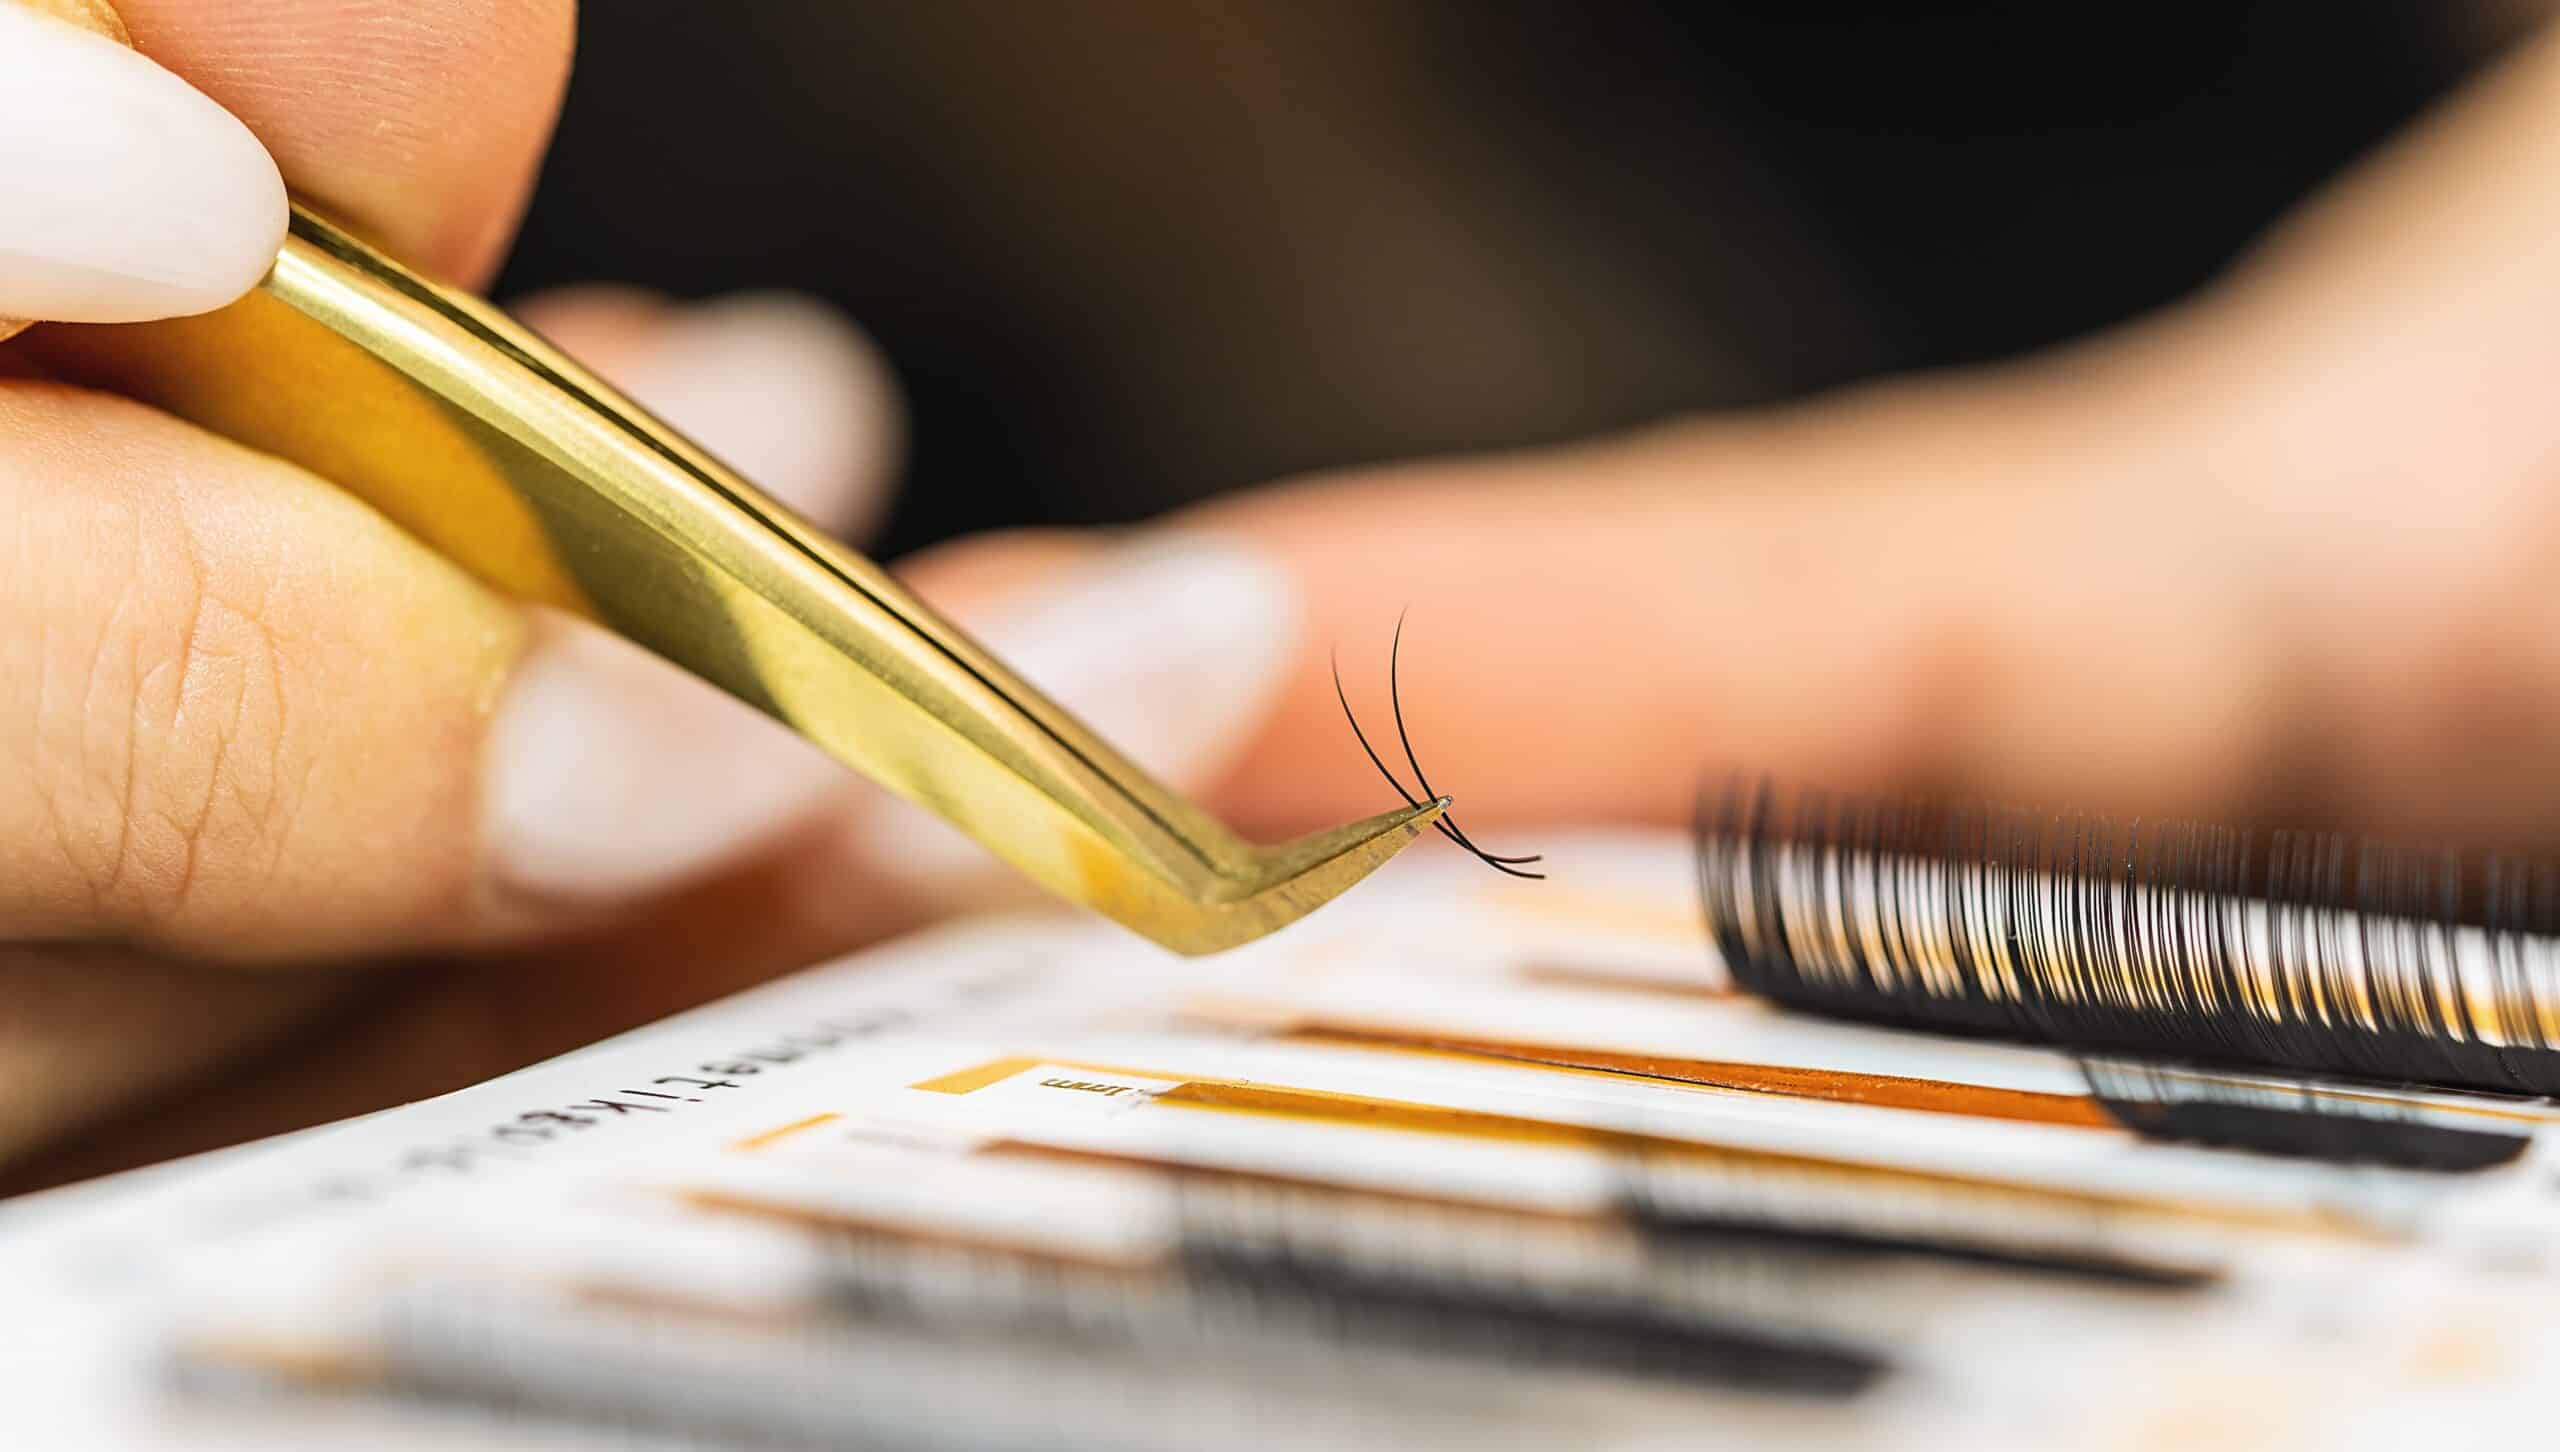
top-left (27, 205), bottom-right (1443, 953)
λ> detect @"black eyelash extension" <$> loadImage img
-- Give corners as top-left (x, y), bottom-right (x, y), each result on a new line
top-left (2074, 1057), bottom-right (2532, 1172)
top-left (1164, 1233), bottom-right (1887, 1397)
top-left (1694, 777), bottom-right (2560, 1097)
top-left (1610, 1147), bottom-right (2225, 1288)
top-left (796, 1176), bottom-right (1885, 1397)
top-left (1620, 1203), bottom-right (2216, 1290)
top-left (1333, 613), bottom-right (1543, 879)
top-left (348, 1279), bottom-right (1460, 1452)
top-left (342, 1205), bottom-right (1884, 1452)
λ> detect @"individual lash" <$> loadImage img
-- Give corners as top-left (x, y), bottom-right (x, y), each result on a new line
top-left (1335, 614), bottom-right (1543, 879)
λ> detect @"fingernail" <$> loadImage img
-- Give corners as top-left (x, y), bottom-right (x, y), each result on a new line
top-left (991, 534), bottom-right (1301, 779)
top-left (848, 533), bottom-right (1303, 879)
top-left (0, 5), bottom-right (286, 324)
top-left (605, 292), bottom-right (903, 538)
top-left (485, 621), bottom-right (847, 904)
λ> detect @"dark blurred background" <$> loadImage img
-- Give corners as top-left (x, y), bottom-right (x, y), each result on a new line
top-left (497, 2), bottom-right (2536, 558)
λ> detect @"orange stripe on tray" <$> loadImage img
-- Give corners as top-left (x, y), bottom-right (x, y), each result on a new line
top-left (1287, 1024), bottom-right (2115, 1129)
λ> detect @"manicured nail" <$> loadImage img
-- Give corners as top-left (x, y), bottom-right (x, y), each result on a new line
top-left (848, 533), bottom-right (1304, 879)
top-left (485, 622), bottom-right (847, 904)
top-left (990, 534), bottom-right (1300, 779)
top-left (0, 4), bottom-right (286, 324)
top-left (602, 292), bottom-right (903, 538)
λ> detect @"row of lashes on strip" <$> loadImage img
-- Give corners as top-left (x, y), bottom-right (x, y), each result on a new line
top-left (1696, 777), bottom-right (2560, 1097)
top-left (1334, 631), bottom-right (2539, 1159)
top-left (178, 1139), bottom-right (2289, 1447)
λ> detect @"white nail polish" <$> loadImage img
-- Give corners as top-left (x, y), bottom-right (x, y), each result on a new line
top-left (995, 534), bottom-right (1301, 781)
top-left (0, 6), bottom-right (286, 323)
top-left (607, 293), bottom-right (902, 538)
top-left (850, 533), bottom-right (1304, 880)
top-left (485, 622), bottom-right (846, 903)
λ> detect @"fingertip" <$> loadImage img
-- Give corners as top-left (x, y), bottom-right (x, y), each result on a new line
top-left (509, 283), bottom-right (674, 359)
top-left (515, 286), bottom-right (907, 539)
top-left (0, 6), bottom-right (287, 326)
top-left (481, 615), bottom-right (849, 910)
top-left (112, 0), bottom-right (576, 285)
top-left (830, 528), bottom-right (1304, 901)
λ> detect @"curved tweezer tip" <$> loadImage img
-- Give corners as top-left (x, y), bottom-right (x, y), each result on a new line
top-left (1205, 794), bottom-right (1452, 947)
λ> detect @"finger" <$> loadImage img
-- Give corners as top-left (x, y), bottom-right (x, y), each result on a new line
top-left (422, 526), bottom-right (1285, 1044)
top-left (1224, 392), bottom-right (2560, 849)
top-left (0, 530), bottom-right (1310, 1188)
top-left (818, 532), bottom-right (1299, 898)
top-left (905, 355), bottom-right (2549, 853)
top-left (907, 411), bottom-right (2146, 838)
top-left (519, 529), bottom-right (1294, 995)
top-left (511, 285), bottom-right (907, 540)
top-left (0, 945), bottom-right (356, 1171)
top-left (1182, 399), bottom-right (2296, 835)
top-left (0, 376), bottom-right (857, 962)
top-left (898, 30), bottom-right (2560, 851)
top-left (0, 280), bottom-right (901, 1169)
top-left (0, 928), bottom-right (749, 1192)
top-left (0, 813), bottom-right (910, 1191)
top-left (479, 285), bottom-right (914, 904)
top-left (111, 0), bottom-right (574, 285)
top-left (0, 2), bottom-right (284, 326)
top-left (0, 284), bottom-right (912, 1162)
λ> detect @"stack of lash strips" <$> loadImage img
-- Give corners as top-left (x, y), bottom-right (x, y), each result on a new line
top-left (109, 822), bottom-right (2560, 1451)
top-left (173, 1176), bottom-right (1905, 1451)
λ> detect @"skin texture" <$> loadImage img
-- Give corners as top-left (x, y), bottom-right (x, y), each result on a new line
top-left (0, 384), bottom-right (523, 958)
top-left (976, 19), bottom-right (2560, 854)
top-left (0, 0), bottom-right (574, 1170)
top-left (0, 1), bottom-right (892, 1169)
top-left (13, 9), bottom-right (2560, 1190)
top-left (0, 0), bottom-right (128, 339)
top-left (108, 0), bottom-right (572, 286)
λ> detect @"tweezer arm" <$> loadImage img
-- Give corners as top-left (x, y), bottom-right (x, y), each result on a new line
top-left (28, 205), bottom-right (1440, 954)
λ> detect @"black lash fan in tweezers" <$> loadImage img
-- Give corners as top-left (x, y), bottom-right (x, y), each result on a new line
top-left (1694, 777), bottom-right (2560, 1097)
top-left (1334, 614), bottom-right (1544, 879)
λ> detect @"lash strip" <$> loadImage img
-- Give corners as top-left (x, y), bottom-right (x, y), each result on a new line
top-left (2075, 1056), bottom-right (2532, 1171)
top-left (810, 1179), bottom-right (1881, 1394)
top-left (1694, 778), bottom-right (2560, 1095)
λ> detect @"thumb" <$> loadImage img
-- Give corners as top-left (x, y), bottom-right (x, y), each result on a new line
top-left (0, 2), bottom-right (283, 329)
top-left (0, 0), bottom-right (577, 332)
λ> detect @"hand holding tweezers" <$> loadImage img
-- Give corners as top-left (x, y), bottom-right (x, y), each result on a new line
top-left (24, 205), bottom-right (1444, 954)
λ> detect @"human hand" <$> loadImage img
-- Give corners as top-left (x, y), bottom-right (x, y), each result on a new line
top-left (18, 9), bottom-right (2560, 1189)
top-left (0, 1), bottom-right (1309, 1184)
